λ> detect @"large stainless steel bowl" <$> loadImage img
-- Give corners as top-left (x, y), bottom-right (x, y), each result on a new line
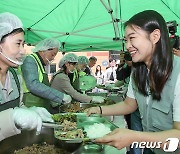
top-left (0, 127), bottom-right (82, 154)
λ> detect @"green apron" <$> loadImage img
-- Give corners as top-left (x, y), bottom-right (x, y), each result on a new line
top-left (23, 54), bottom-right (50, 110)
top-left (72, 69), bottom-right (87, 92)
top-left (71, 69), bottom-right (80, 91)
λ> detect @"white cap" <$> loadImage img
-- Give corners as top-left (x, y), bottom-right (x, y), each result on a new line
top-left (32, 38), bottom-right (60, 52)
top-left (59, 53), bottom-right (78, 68)
top-left (0, 12), bottom-right (23, 41)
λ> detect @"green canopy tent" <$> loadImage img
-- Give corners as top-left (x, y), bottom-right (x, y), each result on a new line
top-left (0, 0), bottom-right (179, 52)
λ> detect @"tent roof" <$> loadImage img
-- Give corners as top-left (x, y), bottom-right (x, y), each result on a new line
top-left (0, 0), bottom-right (180, 52)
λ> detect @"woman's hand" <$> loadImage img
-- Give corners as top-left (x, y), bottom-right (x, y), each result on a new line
top-left (84, 107), bottom-right (101, 116)
top-left (95, 128), bottom-right (135, 150)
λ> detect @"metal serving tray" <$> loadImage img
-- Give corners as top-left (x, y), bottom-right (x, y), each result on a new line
top-left (59, 98), bottom-right (116, 113)
top-left (54, 113), bottom-right (118, 143)
top-left (87, 92), bottom-right (108, 97)
top-left (77, 115), bottom-right (117, 130)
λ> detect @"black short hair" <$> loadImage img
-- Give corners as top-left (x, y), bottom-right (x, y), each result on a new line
top-left (109, 58), bottom-right (116, 63)
top-left (89, 56), bottom-right (97, 61)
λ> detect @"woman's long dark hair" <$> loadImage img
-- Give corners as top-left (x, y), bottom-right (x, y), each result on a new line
top-left (124, 10), bottom-right (173, 100)
top-left (50, 63), bottom-right (67, 85)
top-left (0, 28), bottom-right (24, 43)
top-left (95, 65), bottom-right (102, 76)
top-left (61, 64), bottom-right (68, 74)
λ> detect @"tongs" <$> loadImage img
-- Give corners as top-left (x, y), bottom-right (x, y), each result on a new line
top-left (42, 122), bottom-right (63, 129)
top-left (65, 138), bottom-right (96, 144)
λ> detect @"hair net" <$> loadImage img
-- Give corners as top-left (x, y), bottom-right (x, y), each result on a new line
top-left (78, 56), bottom-right (89, 64)
top-left (33, 38), bottom-right (60, 52)
top-left (0, 12), bottom-right (23, 41)
top-left (59, 53), bottom-right (78, 68)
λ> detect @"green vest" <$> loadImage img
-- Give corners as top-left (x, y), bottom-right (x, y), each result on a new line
top-left (132, 56), bottom-right (180, 132)
top-left (72, 69), bottom-right (86, 82)
top-left (22, 53), bottom-right (44, 93)
top-left (72, 69), bottom-right (86, 91)
top-left (22, 53), bottom-right (50, 110)
top-left (72, 69), bottom-right (79, 83)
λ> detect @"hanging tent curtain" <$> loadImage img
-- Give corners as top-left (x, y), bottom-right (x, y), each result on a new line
top-left (0, 0), bottom-right (179, 52)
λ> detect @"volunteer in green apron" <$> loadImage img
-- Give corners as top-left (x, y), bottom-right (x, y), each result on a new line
top-left (0, 12), bottom-right (53, 141)
top-left (51, 53), bottom-right (104, 105)
top-left (69, 56), bottom-right (89, 91)
top-left (21, 38), bottom-right (72, 112)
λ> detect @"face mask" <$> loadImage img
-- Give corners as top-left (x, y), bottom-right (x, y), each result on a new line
top-left (45, 57), bottom-right (53, 65)
top-left (0, 48), bottom-right (25, 65)
top-left (80, 67), bottom-right (86, 72)
top-left (69, 69), bottom-right (74, 73)
top-left (45, 64), bottom-right (50, 74)
top-left (44, 58), bottom-right (50, 74)
top-left (46, 58), bottom-right (50, 64)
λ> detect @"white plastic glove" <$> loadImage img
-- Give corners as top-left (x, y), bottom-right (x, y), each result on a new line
top-left (29, 106), bottom-right (53, 122)
top-left (91, 96), bottom-right (105, 103)
top-left (62, 94), bottom-right (72, 104)
top-left (13, 107), bottom-right (42, 133)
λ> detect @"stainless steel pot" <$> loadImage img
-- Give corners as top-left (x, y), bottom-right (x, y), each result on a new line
top-left (0, 127), bottom-right (81, 154)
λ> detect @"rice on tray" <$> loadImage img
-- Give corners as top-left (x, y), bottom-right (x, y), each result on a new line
top-left (84, 123), bottom-right (111, 138)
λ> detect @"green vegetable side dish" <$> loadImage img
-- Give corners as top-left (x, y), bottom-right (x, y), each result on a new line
top-left (52, 113), bottom-right (77, 123)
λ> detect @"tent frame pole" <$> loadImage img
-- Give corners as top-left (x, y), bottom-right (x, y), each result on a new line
top-left (100, 0), bottom-right (120, 40)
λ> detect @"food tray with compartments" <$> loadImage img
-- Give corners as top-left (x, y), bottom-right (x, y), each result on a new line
top-left (54, 113), bottom-right (118, 143)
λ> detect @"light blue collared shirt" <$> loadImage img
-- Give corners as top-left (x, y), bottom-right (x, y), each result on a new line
top-left (0, 70), bottom-right (22, 104)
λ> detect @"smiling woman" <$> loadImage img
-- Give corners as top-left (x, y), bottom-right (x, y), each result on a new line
top-left (0, 19), bottom-right (25, 67)
top-left (0, 12), bottom-right (54, 142)
top-left (85, 10), bottom-right (180, 154)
